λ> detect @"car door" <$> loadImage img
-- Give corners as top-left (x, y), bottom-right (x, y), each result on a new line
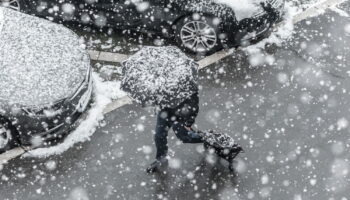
top-left (32, 0), bottom-right (84, 22)
top-left (90, 0), bottom-right (144, 27)
top-left (92, 0), bottom-right (169, 28)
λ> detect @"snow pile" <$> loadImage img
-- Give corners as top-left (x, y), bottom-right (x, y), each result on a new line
top-left (215, 0), bottom-right (264, 21)
top-left (24, 73), bottom-right (126, 158)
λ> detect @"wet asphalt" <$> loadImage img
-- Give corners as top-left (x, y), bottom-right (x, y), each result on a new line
top-left (2, 3), bottom-right (350, 200)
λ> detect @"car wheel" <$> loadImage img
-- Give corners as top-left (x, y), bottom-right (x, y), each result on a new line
top-left (0, 0), bottom-right (21, 11)
top-left (175, 15), bottom-right (224, 55)
top-left (0, 122), bottom-right (14, 153)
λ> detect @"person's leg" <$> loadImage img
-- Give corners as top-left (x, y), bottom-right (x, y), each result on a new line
top-left (172, 122), bottom-right (203, 144)
top-left (154, 110), bottom-right (172, 159)
top-left (147, 111), bottom-right (172, 173)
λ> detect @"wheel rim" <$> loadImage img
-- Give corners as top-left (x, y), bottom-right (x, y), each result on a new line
top-left (180, 21), bottom-right (217, 53)
top-left (0, 125), bottom-right (11, 149)
top-left (0, 0), bottom-right (20, 11)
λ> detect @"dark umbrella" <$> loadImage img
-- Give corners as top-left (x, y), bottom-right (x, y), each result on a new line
top-left (121, 46), bottom-right (198, 108)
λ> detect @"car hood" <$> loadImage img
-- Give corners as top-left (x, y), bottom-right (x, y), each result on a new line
top-left (182, 0), bottom-right (283, 21)
top-left (0, 8), bottom-right (89, 108)
top-left (215, 0), bottom-right (266, 20)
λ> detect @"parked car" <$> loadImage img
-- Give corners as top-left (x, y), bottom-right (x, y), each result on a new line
top-left (0, 7), bottom-right (93, 153)
top-left (0, 0), bottom-right (285, 54)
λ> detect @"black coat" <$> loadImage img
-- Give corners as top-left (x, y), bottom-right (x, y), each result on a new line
top-left (162, 92), bottom-right (199, 127)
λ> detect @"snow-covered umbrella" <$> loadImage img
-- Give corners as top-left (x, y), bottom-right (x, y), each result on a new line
top-left (121, 46), bottom-right (198, 108)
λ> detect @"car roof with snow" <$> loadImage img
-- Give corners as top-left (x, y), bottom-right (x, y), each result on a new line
top-left (0, 7), bottom-right (89, 108)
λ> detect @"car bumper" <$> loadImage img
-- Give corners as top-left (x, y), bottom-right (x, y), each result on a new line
top-left (223, 1), bottom-right (285, 47)
top-left (41, 76), bottom-right (94, 142)
top-left (18, 71), bottom-right (94, 146)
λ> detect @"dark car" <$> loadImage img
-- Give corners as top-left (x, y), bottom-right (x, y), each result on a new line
top-left (0, 7), bottom-right (93, 153)
top-left (0, 0), bottom-right (285, 54)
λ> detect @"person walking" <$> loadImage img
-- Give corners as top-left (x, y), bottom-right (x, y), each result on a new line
top-left (147, 88), bottom-right (203, 173)
top-left (120, 46), bottom-right (242, 173)
top-left (120, 46), bottom-right (205, 173)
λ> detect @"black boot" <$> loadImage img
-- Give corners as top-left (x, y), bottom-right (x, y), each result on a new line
top-left (203, 141), bottom-right (213, 151)
top-left (146, 157), bottom-right (168, 174)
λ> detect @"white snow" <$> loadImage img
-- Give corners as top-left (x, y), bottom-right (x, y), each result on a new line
top-left (300, 93), bottom-right (313, 104)
top-left (94, 13), bottom-right (107, 27)
top-left (62, 3), bottom-right (75, 15)
top-left (67, 187), bottom-right (89, 200)
top-left (121, 46), bottom-right (198, 108)
top-left (277, 72), bottom-right (289, 84)
top-left (0, 8), bottom-right (3, 34)
top-left (261, 174), bottom-right (269, 184)
top-left (215, 0), bottom-right (263, 21)
top-left (44, 160), bottom-right (57, 171)
top-left (138, 145), bottom-right (152, 154)
top-left (219, 187), bottom-right (241, 200)
top-left (244, 0), bottom-right (345, 60)
top-left (294, 194), bottom-right (303, 200)
top-left (326, 159), bottom-right (350, 193)
top-left (331, 159), bottom-right (349, 177)
top-left (310, 178), bottom-right (317, 186)
top-left (169, 158), bottom-right (182, 169)
top-left (1, 2), bottom-right (348, 198)
top-left (344, 23), bottom-right (350, 34)
top-left (245, 2), bottom-right (298, 55)
top-left (205, 153), bottom-right (217, 164)
top-left (0, 7), bottom-right (89, 107)
top-left (331, 141), bottom-right (345, 156)
top-left (24, 73), bottom-right (126, 158)
top-left (337, 118), bottom-right (348, 130)
top-left (135, 1), bottom-right (150, 12)
top-left (259, 187), bottom-right (272, 198)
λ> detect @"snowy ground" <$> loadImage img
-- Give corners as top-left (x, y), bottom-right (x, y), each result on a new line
top-left (2, 0), bottom-right (350, 199)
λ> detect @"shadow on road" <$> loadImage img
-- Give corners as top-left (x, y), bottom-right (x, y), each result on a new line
top-left (150, 157), bottom-right (239, 199)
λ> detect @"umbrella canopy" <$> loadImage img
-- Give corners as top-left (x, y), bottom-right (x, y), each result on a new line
top-left (121, 46), bottom-right (198, 108)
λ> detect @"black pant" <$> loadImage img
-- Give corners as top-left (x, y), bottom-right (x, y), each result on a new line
top-left (154, 110), bottom-right (203, 159)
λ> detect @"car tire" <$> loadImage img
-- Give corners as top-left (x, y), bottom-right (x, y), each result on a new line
top-left (0, 0), bottom-right (22, 11)
top-left (174, 15), bottom-right (225, 55)
top-left (0, 118), bottom-right (16, 154)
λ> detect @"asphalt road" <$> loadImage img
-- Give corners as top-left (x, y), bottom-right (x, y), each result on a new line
top-left (2, 3), bottom-right (350, 200)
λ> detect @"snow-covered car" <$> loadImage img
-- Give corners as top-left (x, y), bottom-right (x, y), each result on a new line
top-left (0, 0), bottom-right (285, 54)
top-left (0, 7), bottom-right (93, 153)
